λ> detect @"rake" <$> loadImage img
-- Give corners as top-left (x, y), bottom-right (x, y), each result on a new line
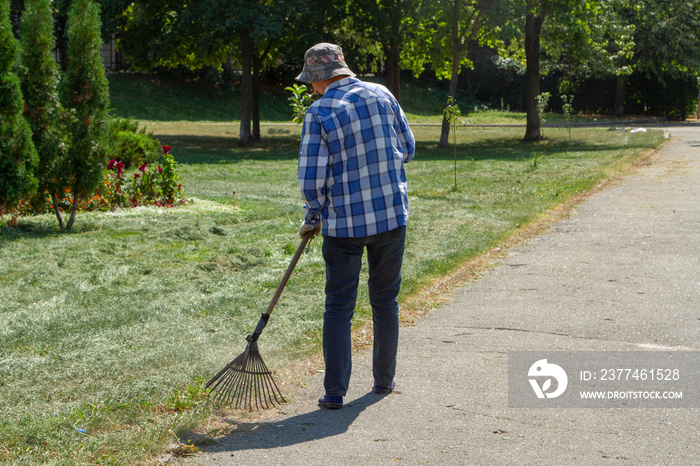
top-left (206, 232), bottom-right (314, 409)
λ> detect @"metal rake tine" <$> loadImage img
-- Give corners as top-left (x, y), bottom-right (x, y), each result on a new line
top-left (256, 355), bottom-right (280, 406)
top-left (229, 360), bottom-right (249, 405)
top-left (238, 359), bottom-right (253, 409)
top-left (267, 375), bottom-right (281, 406)
top-left (216, 362), bottom-right (241, 405)
top-left (208, 349), bottom-right (244, 393)
top-left (267, 363), bottom-right (283, 404)
top-left (246, 363), bottom-right (257, 409)
top-left (207, 364), bottom-right (229, 391)
top-left (247, 356), bottom-right (260, 409)
top-left (253, 357), bottom-right (267, 409)
top-left (212, 361), bottom-right (237, 401)
top-left (218, 367), bottom-right (240, 406)
top-left (258, 360), bottom-right (279, 408)
top-left (256, 358), bottom-right (272, 409)
top-left (248, 358), bottom-right (260, 409)
top-left (258, 366), bottom-right (271, 408)
top-left (251, 357), bottom-right (269, 409)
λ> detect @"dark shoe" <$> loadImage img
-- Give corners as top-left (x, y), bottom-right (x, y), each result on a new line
top-left (318, 395), bottom-right (343, 409)
top-left (373, 381), bottom-right (395, 394)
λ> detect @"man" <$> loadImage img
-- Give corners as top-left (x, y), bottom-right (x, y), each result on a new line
top-left (296, 43), bottom-right (415, 409)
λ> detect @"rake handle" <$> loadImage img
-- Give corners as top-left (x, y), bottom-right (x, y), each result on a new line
top-left (247, 232), bottom-right (314, 342)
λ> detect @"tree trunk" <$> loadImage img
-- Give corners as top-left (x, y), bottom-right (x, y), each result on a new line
top-left (239, 28), bottom-right (254, 146)
top-left (524, 12), bottom-right (545, 142)
top-left (439, 0), bottom-right (462, 148)
top-left (51, 193), bottom-right (65, 230)
top-left (614, 75), bottom-right (626, 117)
top-left (384, 42), bottom-right (402, 102)
top-left (383, 0), bottom-right (403, 102)
top-left (252, 52), bottom-right (261, 141)
top-left (65, 192), bottom-right (78, 231)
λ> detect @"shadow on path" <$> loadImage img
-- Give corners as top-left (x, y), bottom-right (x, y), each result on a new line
top-left (202, 392), bottom-right (387, 453)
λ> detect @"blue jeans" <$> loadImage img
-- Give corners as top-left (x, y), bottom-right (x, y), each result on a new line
top-left (321, 226), bottom-right (406, 397)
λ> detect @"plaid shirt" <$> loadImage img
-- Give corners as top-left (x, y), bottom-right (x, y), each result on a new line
top-left (298, 77), bottom-right (415, 237)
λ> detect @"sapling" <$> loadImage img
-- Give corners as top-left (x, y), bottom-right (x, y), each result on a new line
top-left (561, 94), bottom-right (574, 146)
top-left (534, 92), bottom-right (551, 168)
top-left (443, 96), bottom-right (462, 190)
top-left (285, 83), bottom-right (314, 123)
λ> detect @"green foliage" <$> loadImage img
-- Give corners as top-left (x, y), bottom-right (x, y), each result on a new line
top-left (406, 0), bottom-right (502, 80)
top-left (23, 145), bottom-right (185, 214)
top-left (284, 83), bottom-right (314, 123)
top-left (118, 0), bottom-right (231, 71)
top-left (157, 148), bottom-right (184, 206)
top-left (101, 119), bottom-right (185, 209)
top-left (105, 117), bottom-right (161, 168)
top-left (0, 0), bottom-right (38, 213)
top-left (106, 146), bottom-right (184, 208)
top-left (544, 0), bottom-right (635, 79)
top-left (536, 92), bottom-right (550, 121)
top-left (59, 0), bottom-right (110, 230)
top-left (443, 95), bottom-right (462, 126)
top-left (18, 0), bottom-right (68, 215)
top-left (626, 0), bottom-right (700, 80)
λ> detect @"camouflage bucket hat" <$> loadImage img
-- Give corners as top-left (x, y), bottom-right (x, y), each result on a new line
top-left (296, 43), bottom-right (356, 83)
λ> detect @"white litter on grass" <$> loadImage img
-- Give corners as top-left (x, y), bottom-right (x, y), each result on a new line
top-left (610, 127), bottom-right (648, 133)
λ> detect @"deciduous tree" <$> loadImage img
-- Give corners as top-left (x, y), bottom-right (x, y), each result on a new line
top-left (118, 0), bottom-right (294, 146)
top-left (502, 0), bottom-right (632, 140)
top-left (611, 0), bottom-right (700, 117)
top-left (408, 0), bottom-right (500, 147)
top-left (349, 0), bottom-right (421, 102)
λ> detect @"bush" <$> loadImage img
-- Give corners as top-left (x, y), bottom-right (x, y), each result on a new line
top-left (105, 117), bottom-right (161, 169)
top-left (22, 144), bottom-right (185, 215)
top-left (105, 145), bottom-right (184, 208)
top-left (15, 113), bottom-right (185, 215)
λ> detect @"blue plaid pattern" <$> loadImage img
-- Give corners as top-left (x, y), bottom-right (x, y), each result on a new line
top-left (298, 77), bottom-right (415, 237)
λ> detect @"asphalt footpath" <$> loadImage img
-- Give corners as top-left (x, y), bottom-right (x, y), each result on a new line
top-left (178, 123), bottom-right (700, 466)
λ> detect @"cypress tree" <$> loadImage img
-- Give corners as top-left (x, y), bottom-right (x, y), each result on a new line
top-left (60, 0), bottom-right (109, 231)
top-left (18, 0), bottom-right (68, 228)
top-left (0, 0), bottom-right (38, 214)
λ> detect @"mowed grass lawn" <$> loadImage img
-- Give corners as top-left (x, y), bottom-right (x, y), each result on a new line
top-left (0, 120), bottom-right (665, 463)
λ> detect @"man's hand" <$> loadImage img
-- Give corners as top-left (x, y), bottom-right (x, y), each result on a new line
top-left (299, 221), bottom-right (321, 238)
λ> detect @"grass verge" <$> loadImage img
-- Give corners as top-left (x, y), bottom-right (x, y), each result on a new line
top-left (0, 122), bottom-right (665, 463)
